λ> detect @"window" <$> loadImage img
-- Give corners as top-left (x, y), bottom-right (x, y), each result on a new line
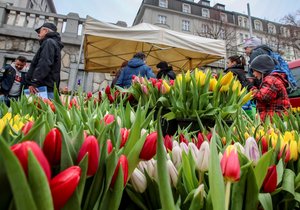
top-left (243, 18), bottom-right (249, 28)
top-left (239, 33), bottom-right (243, 43)
top-left (201, 1), bottom-right (210, 6)
top-left (254, 20), bottom-right (263, 31)
top-left (159, 0), bottom-right (168, 8)
top-left (202, 24), bottom-right (209, 33)
top-left (220, 28), bottom-right (225, 39)
top-left (220, 13), bottom-right (227, 22)
top-left (217, 5), bottom-right (225, 10)
top-left (280, 26), bottom-right (290, 37)
top-left (182, 20), bottom-right (190, 31)
top-left (182, 3), bottom-right (191, 13)
top-left (238, 17), bottom-right (243, 27)
top-left (268, 23), bottom-right (276, 34)
top-left (202, 8), bottom-right (210, 18)
top-left (158, 15), bottom-right (167, 24)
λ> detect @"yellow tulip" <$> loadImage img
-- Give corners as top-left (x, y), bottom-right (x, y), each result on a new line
top-left (161, 80), bottom-right (171, 94)
top-left (283, 131), bottom-right (293, 143)
top-left (220, 71), bottom-right (234, 86)
top-left (232, 80), bottom-right (241, 92)
top-left (185, 70), bottom-right (191, 82)
top-left (270, 132), bottom-right (279, 148)
top-left (176, 74), bottom-right (183, 86)
top-left (241, 91), bottom-right (253, 105)
top-left (220, 84), bottom-right (230, 92)
top-left (0, 119), bottom-right (5, 135)
top-left (244, 132), bottom-right (250, 140)
top-left (290, 140), bottom-right (298, 161)
top-left (209, 78), bottom-right (217, 91)
top-left (198, 70), bottom-right (206, 86)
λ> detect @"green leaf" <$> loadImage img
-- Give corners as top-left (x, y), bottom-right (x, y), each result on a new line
top-left (258, 193), bottom-right (273, 210)
top-left (27, 151), bottom-right (53, 210)
top-left (125, 186), bottom-right (148, 210)
top-left (282, 169), bottom-right (295, 197)
top-left (254, 149), bottom-right (273, 189)
top-left (208, 129), bottom-right (225, 210)
top-left (156, 107), bottom-right (176, 210)
top-left (0, 148), bottom-right (12, 209)
top-left (0, 136), bottom-right (37, 210)
top-left (276, 159), bottom-right (284, 185)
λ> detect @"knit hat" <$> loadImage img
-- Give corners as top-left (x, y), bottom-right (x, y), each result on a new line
top-left (35, 22), bottom-right (57, 33)
top-left (243, 37), bottom-right (262, 48)
top-left (250, 54), bottom-right (275, 75)
top-left (133, 52), bottom-right (146, 60)
top-left (156, 61), bottom-right (168, 69)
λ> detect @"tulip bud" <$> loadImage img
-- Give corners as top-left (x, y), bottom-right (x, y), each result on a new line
top-left (87, 91), bottom-right (93, 99)
top-left (139, 132), bottom-right (157, 160)
top-left (244, 137), bottom-right (260, 165)
top-left (111, 155), bottom-right (129, 188)
top-left (167, 159), bottom-right (178, 187)
top-left (179, 133), bottom-right (189, 145)
top-left (220, 145), bottom-right (240, 182)
top-left (120, 128), bottom-right (130, 148)
top-left (197, 132), bottom-right (205, 149)
top-left (21, 121), bottom-right (34, 135)
top-left (11, 141), bottom-right (51, 181)
top-left (105, 85), bottom-right (111, 95)
top-left (171, 146), bottom-right (182, 169)
top-left (262, 165), bottom-right (277, 193)
top-left (130, 111), bottom-right (136, 124)
top-left (69, 97), bottom-right (79, 109)
top-left (188, 142), bottom-right (199, 163)
top-left (196, 141), bottom-right (210, 172)
top-left (130, 168), bottom-right (147, 193)
top-left (103, 114), bottom-right (115, 125)
top-left (77, 135), bottom-right (100, 176)
top-left (206, 132), bottom-right (212, 142)
top-left (141, 84), bottom-right (149, 95)
top-left (261, 136), bottom-right (268, 154)
top-left (278, 145), bottom-right (291, 163)
top-left (106, 139), bottom-right (113, 154)
top-left (180, 142), bottom-right (189, 154)
top-left (50, 166), bottom-right (81, 210)
top-left (290, 140), bottom-right (298, 161)
top-left (107, 94), bottom-right (115, 103)
top-left (164, 135), bottom-right (173, 152)
top-left (137, 160), bottom-right (148, 173)
top-left (43, 128), bottom-right (62, 166)
top-left (172, 140), bottom-right (179, 148)
top-left (146, 159), bottom-right (156, 178)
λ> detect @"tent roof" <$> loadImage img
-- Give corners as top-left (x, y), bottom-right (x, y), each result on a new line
top-left (83, 16), bottom-right (226, 73)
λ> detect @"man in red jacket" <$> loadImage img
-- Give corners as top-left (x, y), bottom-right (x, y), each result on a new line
top-left (250, 54), bottom-right (291, 121)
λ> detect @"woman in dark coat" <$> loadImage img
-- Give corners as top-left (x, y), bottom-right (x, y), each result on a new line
top-left (224, 55), bottom-right (249, 88)
top-left (156, 61), bottom-right (176, 80)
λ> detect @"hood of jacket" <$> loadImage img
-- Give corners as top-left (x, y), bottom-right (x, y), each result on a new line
top-left (253, 44), bottom-right (272, 53)
top-left (268, 72), bottom-right (289, 87)
top-left (127, 58), bottom-right (145, 68)
top-left (40, 32), bottom-right (64, 49)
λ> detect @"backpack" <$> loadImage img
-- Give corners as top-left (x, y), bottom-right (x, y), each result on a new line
top-left (269, 51), bottom-right (298, 93)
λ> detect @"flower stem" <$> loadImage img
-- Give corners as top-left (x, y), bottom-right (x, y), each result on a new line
top-left (225, 181), bottom-right (231, 210)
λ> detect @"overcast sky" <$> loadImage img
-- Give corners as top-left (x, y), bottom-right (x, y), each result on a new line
top-left (53, 0), bottom-right (299, 26)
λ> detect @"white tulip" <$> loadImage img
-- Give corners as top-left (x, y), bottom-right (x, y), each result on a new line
top-left (130, 168), bottom-right (147, 193)
top-left (196, 141), bottom-right (210, 172)
top-left (167, 159), bottom-right (178, 187)
top-left (172, 146), bottom-right (182, 169)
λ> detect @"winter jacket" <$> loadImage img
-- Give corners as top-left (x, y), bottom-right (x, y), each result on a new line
top-left (157, 67), bottom-right (176, 80)
top-left (116, 58), bottom-right (155, 88)
top-left (224, 65), bottom-right (249, 88)
top-left (251, 72), bottom-right (290, 121)
top-left (0, 64), bottom-right (26, 96)
top-left (26, 32), bottom-right (64, 92)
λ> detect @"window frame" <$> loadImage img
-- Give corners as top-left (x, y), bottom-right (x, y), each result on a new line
top-left (202, 8), bottom-right (210, 18)
top-left (159, 0), bottom-right (168, 8)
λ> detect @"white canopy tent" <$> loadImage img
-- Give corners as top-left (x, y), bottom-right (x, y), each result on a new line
top-left (83, 16), bottom-right (226, 73)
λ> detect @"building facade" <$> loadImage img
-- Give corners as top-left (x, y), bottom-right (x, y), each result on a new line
top-left (133, 0), bottom-right (300, 62)
top-left (0, 0), bottom-right (56, 13)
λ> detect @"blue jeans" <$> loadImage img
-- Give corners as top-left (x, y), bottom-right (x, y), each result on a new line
top-left (48, 92), bottom-right (54, 100)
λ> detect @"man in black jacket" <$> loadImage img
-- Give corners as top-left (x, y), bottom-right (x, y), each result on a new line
top-left (26, 22), bottom-right (64, 99)
top-left (0, 56), bottom-right (27, 106)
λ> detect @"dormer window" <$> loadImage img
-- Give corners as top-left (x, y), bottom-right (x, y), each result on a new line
top-left (268, 23), bottom-right (276, 34)
top-left (220, 13), bottom-right (227, 22)
top-left (159, 0), bottom-right (168, 8)
top-left (182, 3), bottom-right (191, 13)
top-left (254, 20), bottom-right (263, 31)
top-left (202, 8), bottom-right (210, 18)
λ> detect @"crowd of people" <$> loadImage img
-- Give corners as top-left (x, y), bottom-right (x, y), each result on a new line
top-left (0, 24), bottom-right (294, 122)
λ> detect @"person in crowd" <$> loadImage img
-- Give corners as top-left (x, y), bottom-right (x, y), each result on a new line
top-left (116, 52), bottom-right (155, 88)
top-left (156, 61), bottom-right (176, 80)
top-left (249, 54), bottom-right (290, 121)
top-left (0, 56), bottom-right (27, 106)
top-left (111, 60), bottom-right (128, 88)
top-left (26, 22), bottom-right (64, 99)
top-left (224, 55), bottom-right (249, 88)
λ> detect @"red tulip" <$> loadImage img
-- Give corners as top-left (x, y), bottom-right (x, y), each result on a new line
top-left (69, 98), bottom-right (79, 109)
top-left (43, 128), bottom-right (62, 166)
top-left (87, 91), bottom-right (93, 99)
top-left (197, 132), bottom-right (205, 149)
top-left (50, 166), bottom-right (81, 210)
top-left (120, 128), bottom-right (130, 148)
top-left (21, 121), bottom-right (34, 135)
top-left (206, 132), bottom-right (212, 142)
top-left (107, 139), bottom-right (113, 154)
top-left (43, 98), bottom-right (56, 112)
top-left (107, 94), bottom-right (115, 103)
top-left (164, 135), bottom-right (173, 152)
top-left (278, 145), bottom-right (291, 163)
top-left (262, 165), bottom-right (277, 193)
top-left (77, 135), bottom-right (100, 176)
top-left (220, 145), bottom-right (240, 182)
top-left (110, 155), bottom-right (128, 188)
top-left (261, 136), bottom-right (268, 155)
top-left (105, 85), bottom-right (111, 95)
top-left (179, 133), bottom-right (189, 145)
top-left (103, 114), bottom-right (115, 125)
top-left (11, 141), bottom-right (51, 181)
top-left (140, 132), bottom-right (158, 160)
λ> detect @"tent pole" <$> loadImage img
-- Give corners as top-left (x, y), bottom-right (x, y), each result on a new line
top-left (73, 33), bottom-right (85, 92)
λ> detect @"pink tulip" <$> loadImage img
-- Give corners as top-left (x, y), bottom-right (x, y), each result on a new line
top-left (11, 141), bottom-right (51, 181)
top-left (111, 155), bottom-right (128, 188)
top-left (103, 114), bottom-right (115, 125)
top-left (220, 146), bottom-right (240, 182)
top-left (50, 166), bottom-right (81, 210)
top-left (120, 128), bottom-right (130, 148)
top-left (164, 135), bottom-right (173, 152)
top-left (21, 121), bottom-right (34, 135)
top-left (43, 128), bottom-right (62, 166)
top-left (77, 135), bottom-right (100, 176)
top-left (140, 132), bottom-right (158, 160)
top-left (106, 139), bottom-right (113, 154)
